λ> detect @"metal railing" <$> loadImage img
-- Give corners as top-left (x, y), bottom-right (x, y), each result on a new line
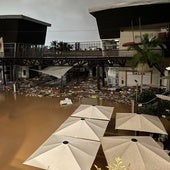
top-left (2, 42), bottom-right (164, 58)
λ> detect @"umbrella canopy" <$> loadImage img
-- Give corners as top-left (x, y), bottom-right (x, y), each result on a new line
top-left (115, 112), bottom-right (167, 135)
top-left (52, 116), bottom-right (109, 141)
top-left (71, 104), bottom-right (114, 121)
top-left (156, 94), bottom-right (170, 101)
top-left (23, 135), bottom-right (100, 170)
top-left (31, 66), bottom-right (72, 79)
top-left (101, 136), bottom-right (170, 170)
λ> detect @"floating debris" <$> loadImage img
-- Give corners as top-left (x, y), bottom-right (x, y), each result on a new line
top-left (4, 77), bottom-right (136, 105)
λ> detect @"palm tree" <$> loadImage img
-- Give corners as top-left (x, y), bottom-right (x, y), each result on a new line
top-left (123, 33), bottom-right (163, 92)
top-left (57, 41), bottom-right (73, 51)
top-left (50, 41), bottom-right (73, 54)
top-left (50, 40), bottom-right (58, 54)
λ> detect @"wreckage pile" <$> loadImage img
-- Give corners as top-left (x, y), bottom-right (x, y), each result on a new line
top-left (4, 77), bottom-right (136, 104)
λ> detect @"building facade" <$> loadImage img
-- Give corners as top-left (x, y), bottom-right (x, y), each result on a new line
top-left (89, 0), bottom-right (170, 89)
top-left (0, 15), bottom-right (51, 82)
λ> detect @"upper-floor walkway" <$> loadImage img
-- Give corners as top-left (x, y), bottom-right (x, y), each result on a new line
top-left (0, 41), bottom-right (169, 74)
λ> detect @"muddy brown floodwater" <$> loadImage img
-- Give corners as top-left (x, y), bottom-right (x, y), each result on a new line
top-left (0, 92), bottom-right (169, 170)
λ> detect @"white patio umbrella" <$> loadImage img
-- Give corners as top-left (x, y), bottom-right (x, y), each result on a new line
top-left (23, 135), bottom-right (100, 170)
top-left (115, 112), bottom-right (167, 135)
top-left (52, 116), bottom-right (109, 141)
top-left (71, 104), bottom-right (114, 121)
top-left (101, 136), bottom-right (170, 170)
top-left (156, 94), bottom-right (170, 101)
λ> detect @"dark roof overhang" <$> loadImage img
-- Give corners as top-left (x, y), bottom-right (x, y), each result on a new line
top-left (89, 1), bottom-right (170, 39)
top-left (0, 15), bottom-right (51, 27)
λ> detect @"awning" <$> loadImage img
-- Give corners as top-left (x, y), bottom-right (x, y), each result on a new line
top-left (31, 66), bottom-right (72, 79)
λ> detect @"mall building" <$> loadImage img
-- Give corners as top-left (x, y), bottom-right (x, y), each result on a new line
top-left (89, 0), bottom-right (170, 89)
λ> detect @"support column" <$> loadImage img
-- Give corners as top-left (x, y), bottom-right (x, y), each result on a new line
top-left (97, 64), bottom-right (100, 90)
top-left (2, 58), bottom-right (6, 86)
top-left (102, 65), bottom-right (105, 87)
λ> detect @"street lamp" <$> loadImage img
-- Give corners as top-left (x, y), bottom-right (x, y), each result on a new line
top-left (134, 79), bottom-right (138, 103)
top-left (165, 66), bottom-right (170, 90)
top-left (132, 80), bottom-right (138, 113)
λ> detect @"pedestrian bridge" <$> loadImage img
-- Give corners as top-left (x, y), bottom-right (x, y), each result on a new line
top-left (0, 49), bottom-right (133, 67)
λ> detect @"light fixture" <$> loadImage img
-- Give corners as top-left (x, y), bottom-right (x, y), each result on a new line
top-left (166, 66), bottom-right (170, 71)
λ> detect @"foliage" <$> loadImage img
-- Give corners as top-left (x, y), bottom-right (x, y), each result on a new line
top-left (157, 100), bottom-right (170, 115)
top-left (138, 102), bottom-right (159, 115)
top-left (125, 33), bottom-right (163, 93)
top-left (137, 89), bottom-right (170, 116)
top-left (138, 100), bottom-right (170, 116)
top-left (137, 89), bottom-right (156, 103)
top-left (50, 40), bottom-right (73, 52)
top-left (50, 40), bottom-right (58, 51)
top-left (94, 157), bottom-right (129, 170)
top-left (129, 34), bottom-right (163, 69)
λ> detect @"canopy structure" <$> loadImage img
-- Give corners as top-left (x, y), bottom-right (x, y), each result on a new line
top-left (31, 66), bottom-right (72, 79)
top-left (101, 136), bottom-right (170, 170)
top-left (23, 135), bottom-right (100, 170)
top-left (52, 116), bottom-right (109, 141)
top-left (115, 112), bottom-right (167, 135)
top-left (71, 104), bottom-right (114, 121)
top-left (89, 0), bottom-right (170, 39)
top-left (156, 94), bottom-right (170, 101)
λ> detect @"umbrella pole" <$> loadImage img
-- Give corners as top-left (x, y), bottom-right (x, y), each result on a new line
top-left (131, 100), bottom-right (135, 113)
top-left (135, 131), bottom-right (139, 136)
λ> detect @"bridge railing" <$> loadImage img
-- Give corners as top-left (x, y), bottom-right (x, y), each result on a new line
top-left (2, 43), bottom-right (164, 58)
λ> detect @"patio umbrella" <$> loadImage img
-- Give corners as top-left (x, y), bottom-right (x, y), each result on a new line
top-left (71, 104), bottom-right (114, 120)
top-left (23, 135), bottom-right (100, 170)
top-left (101, 136), bottom-right (170, 170)
top-left (52, 116), bottom-right (109, 141)
top-left (115, 112), bottom-right (167, 135)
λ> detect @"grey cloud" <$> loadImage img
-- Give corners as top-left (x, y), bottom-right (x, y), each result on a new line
top-left (0, 0), bottom-right (130, 44)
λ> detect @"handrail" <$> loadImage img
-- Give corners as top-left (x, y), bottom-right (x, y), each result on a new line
top-left (138, 90), bottom-right (170, 105)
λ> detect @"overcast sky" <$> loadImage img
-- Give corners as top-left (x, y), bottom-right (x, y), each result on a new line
top-left (0, 0), bottom-right (130, 45)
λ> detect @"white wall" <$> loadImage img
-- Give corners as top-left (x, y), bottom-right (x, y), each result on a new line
top-left (118, 71), bottom-right (126, 87)
top-left (119, 30), bottom-right (161, 49)
top-left (105, 67), bottom-right (162, 88)
top-left (151, 67), bottom-right (161, 87)
top-left (126, 71), bottom-right (151, 86)
top-left (18, 66), bottom-right (29, 79)
top-left (119, 29), bottom-right (162, 57)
